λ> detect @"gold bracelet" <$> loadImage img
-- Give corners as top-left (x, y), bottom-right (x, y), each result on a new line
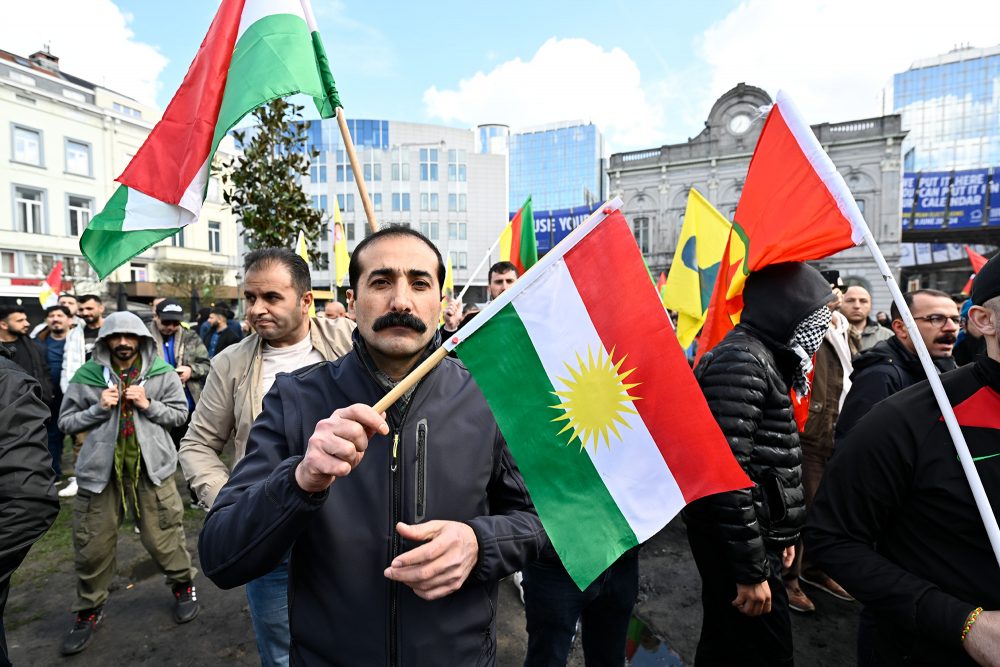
top-left (961, 607), bottom-right (983, 642)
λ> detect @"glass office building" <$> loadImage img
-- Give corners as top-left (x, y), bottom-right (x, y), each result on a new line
top-left (508, 121), bottom-right (605, 213)
top-left (889, 44), bottom-right (1000, 171)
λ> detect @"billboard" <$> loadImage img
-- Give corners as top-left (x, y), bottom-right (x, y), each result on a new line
top-left (902, 167), bottom-right (998, 231)
top-left (517, 204), bottom-right (602, 255)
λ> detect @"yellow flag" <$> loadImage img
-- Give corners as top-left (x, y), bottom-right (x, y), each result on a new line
top-left (664, 189), bottom-right (731, 348)
top-left (498, 221), bottom-right (513, 262)
top-left (443, 251), bottom-right (454, 296)
top-left (331, 197), bottom-right (349, 288)
top-left (295, 230), bottom-right (317, 318)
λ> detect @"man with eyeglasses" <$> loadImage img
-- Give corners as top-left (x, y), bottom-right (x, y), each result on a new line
top-left (836, 288), bottom-right (959, 438)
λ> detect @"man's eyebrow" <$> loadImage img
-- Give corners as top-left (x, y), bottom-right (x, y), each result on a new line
top-left (367, 267), bottom-right (434, 281)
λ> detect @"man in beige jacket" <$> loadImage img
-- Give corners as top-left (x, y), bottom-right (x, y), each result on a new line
top-left (179, 248), bottom-right (353, 667)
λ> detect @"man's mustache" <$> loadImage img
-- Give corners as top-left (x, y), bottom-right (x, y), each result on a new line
top-left (113, 345), bottom-right (136, 354)
top-left (934, 334), bottom-right (957, 345)
top-left (372, 312), bottom-right (427, 333)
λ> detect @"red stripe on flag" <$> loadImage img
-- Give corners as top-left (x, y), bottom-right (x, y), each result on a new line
top-left (563, 212), bottom-right (751, 501)
top-left (118, 0), bottom-right (245, 203)
top-left (509, 208), bottom-right (525, 274)
top-left (735, 105), bottom-right (855, 270)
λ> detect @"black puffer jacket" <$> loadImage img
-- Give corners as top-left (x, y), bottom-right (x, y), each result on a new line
top-left (835, 336), bottom-right (957, 439)
top-left (683, 262), bottom-right (833, 584)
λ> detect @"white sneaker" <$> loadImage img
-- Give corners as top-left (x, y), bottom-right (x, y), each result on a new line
top-left (511, 571), bottom-right (524, 605)
top-left (58, 477), bottom-right (78, 498)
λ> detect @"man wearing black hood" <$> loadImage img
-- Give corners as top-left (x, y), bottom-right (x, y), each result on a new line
top-left (683, 262), bottom-right (834, 666)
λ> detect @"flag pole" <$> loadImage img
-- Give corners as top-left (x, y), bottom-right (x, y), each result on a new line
top-left (858, 218), bottom-right (1000, 567)
top-left (457, 231), bottom-right (505, 303)
top-left (335, 107), bottom-right (379, 234)
top-left (372, 347), bottom-right (449, 414)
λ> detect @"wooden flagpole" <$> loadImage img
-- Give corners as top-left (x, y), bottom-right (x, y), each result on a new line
top-left (335, 107), bottom-right (379, 234)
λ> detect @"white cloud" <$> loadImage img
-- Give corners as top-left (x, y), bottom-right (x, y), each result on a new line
top-left (698, 0), bottom-right (1000, 125)
top-left (423, 38), bottom-right (664, 151)
top-left (1, 0), bottom-right (167, 105)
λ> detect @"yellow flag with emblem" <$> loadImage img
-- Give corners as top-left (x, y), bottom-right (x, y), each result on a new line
top-left (664, 189), bottom-right (731, 348)
top-left (331, 197), bottom-right (349, 288)
top-left (295, 230), bottom-right (317, 318)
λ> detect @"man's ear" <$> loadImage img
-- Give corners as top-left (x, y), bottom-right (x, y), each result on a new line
top-left (346, 289), bottom-right (355, 312)
top-left (302, 290), bottom-right (314, 312)
top-left (891, 318), bottom-right (909, 340)
top-left (968, 305), bottom-right (998, 338)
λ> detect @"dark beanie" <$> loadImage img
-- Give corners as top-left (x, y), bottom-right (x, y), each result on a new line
top-left (740, 262), bottom-right (834, 342)
top-left (971, 253), bottom-right (1000, 306)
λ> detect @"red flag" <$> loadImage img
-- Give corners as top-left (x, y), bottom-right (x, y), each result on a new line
top-left (39, 261), bottom-right (63, 308)
top-left (696, 91), bottom-right (864, 360)
top-left (656, 271), bottom-right (667, 307)
top-left (962, 245), bottom-right (989, 295)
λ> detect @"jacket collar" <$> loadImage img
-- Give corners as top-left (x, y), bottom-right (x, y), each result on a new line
top-left (974, 354), bottom-right (1000, 392)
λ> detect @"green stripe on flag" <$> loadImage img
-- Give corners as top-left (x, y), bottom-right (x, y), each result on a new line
top-left (310, 30), bottom-right (341, 117)
top-left (456, 303), bottom-right (638, 588)
top-left (80, 187), bottom-right (179, 279)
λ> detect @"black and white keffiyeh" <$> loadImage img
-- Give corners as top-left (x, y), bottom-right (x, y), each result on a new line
top-left (789, 306), bottom-right (833, 398)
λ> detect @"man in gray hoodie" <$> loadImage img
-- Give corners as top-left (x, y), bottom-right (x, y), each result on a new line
top-left (57, 312), bottom-right (198, 656)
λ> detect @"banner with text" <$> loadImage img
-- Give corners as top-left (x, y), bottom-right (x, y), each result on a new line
top-left (518, 204), bottom-right (603, 255)
top-left (903, 167), bottom-right (999, 231)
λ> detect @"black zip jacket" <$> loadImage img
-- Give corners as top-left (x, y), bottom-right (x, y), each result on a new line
top-left (199, 337), bottom-right (547, 666)
top-left (0, 355), bottom-right (59, 645)
top-left (804, 355), bottom-right (1000, 666)
top-left (836, 336), bottom-right (957, 439)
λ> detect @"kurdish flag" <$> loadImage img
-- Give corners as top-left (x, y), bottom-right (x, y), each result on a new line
top-left (664, 189), bottom-right (731, 348)
top-left (39, 261), bottom-right (63, 309)
top-left (81, 0), bottom-right (341, 279)
top-left (697, 91), bottom-right (865, 361)
top-left (499, 196), bottom-right (538, 275)
top-left (449, 202), bottom-right (751, 588)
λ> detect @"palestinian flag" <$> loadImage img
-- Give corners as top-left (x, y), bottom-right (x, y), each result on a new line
top-left (499, 196), bottom-right (538, 274)
top-left (448, 204), bottom-right (750, 588)
top-left (81, 0), bottom-right (341, 279)
top-left (696, 91), bottom-right (866, 362)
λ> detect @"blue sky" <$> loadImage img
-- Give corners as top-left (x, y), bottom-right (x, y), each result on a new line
top-left (5, 1), bottom-right (999, 151)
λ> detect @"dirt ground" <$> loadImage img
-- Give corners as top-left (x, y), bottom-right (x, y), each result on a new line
top-left (6, 471), bottom-right (858, 666)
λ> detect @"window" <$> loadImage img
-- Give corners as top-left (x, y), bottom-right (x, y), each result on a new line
top-left (131, 263), bottom-right (148, 282)
top-left (419, 148), bottom-right (439, 181)
top-left (208, 221), bottom-right (221, 253)
top-left (113, 102), bottom-right (141, 119)
top-left (447, 149), bottom-right (467, 182)
top-left (420, 193), bottom-right (439, 212)
top-left (0, 251), bottom-right (14, 274)
top-left (363, 163), bottom-right (382, 181)
top-left (855, 198), bottom-right (866, 216)
top-left (633, 217), bottom-right (650, 253)
top-left (14, 186), bottom-right (43, 233)
top-left (448, 193), bottom-right (467, 212)
top-left (63, 89), bottom-right (86, 103)
top-left (25, 253), bottom-right (57, 278)
top-left (337, 194), bottom-right (355, 212)
top-left (336, 165), bottom-right (354, 182)
top-left (9, 71), bottom-right (35, 86)
top-left (392, 193), bottom-right (410, 212)
top-left (65, 139), bottom-right (91, 176)
top-left (171, 228), bottom-right (185, 247)
top-left (12, 125), bottom-right (42, 166)
top-left (310, 152), bottom-right (327, 183)
top-left (63, 256), bottom-right (95, 281)
top-left (372, 192), bottom-right (382, 211)
top-left (448, 222), bottom-right (467, 240)
top-left (317, 252), bottom-right (329, 271)
top-left (419, 222), bottom-right (440, 240)
top-left (391, 161), bottom-right (410, 181)
top-left (67, 196), bottom-right (92, 236)
top-left (449, 251), bottom-right (468, 270)
top-left (346, 222), bottom-right (355, 241)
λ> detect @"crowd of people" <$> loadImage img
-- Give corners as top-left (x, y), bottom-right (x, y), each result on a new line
top-left (0, 232), bottom-right (998, 667)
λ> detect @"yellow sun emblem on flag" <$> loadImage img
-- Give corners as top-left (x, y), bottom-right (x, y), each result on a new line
top-left (550, 345), bottom-right (642, 453)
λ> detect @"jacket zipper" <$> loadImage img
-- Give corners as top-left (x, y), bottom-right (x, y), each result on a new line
top-left (388, 396), bottom-right (417, 667)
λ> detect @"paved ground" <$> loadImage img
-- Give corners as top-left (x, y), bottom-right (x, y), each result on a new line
top-left (6, 472), bottom-right (858, 666)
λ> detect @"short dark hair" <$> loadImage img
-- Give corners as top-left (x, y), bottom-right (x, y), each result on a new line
top-left (46, 305), bottom-right (72, 317)
top-left (244, 248), bottom-right (312, 296)
top-left (488, 261), bottom-right (518, 282)
top-left (349, 227), bottom-right (445, 293)
top-left (891, 288), bottom-right (953, 322)
top-left (0, 306), bottom-right (26, 320)
top-left (78, 294), bottom-right (102, 305)
top-left (211, 306), bottom-right (229, 319)
top-left (59, 293), bottom-right (77, 302)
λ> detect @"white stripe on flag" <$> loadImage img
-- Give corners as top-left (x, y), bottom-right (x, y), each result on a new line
top-left (177, 157), bottom-right (210, 222)
top-left (122, 188), bottom-right (195, 232)
top-left (513, 259), bottom-right (686, 541)
top-left (237, 0), bottom-right (307, 42)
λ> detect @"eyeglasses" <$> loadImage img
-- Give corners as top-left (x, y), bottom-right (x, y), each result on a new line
top-left (912, 314), bottom-right (961, 327)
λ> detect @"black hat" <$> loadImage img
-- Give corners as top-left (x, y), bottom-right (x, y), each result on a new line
top-left (155, 299), bottom-right (185, 322)
top-left (971, 253), bottom-right (1000, 306)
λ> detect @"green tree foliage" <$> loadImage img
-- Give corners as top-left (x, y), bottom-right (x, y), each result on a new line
top-left (157, 262), bottom-right (225, 300)
top-left (220, 98), bottom-right (323, 262)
